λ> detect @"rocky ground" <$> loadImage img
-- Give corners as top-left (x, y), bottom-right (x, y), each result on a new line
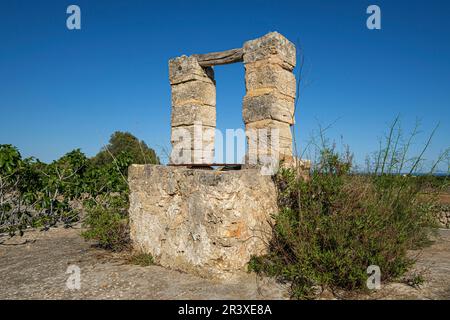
top-left (0, 226), bottom-right (449, 300)
top-left (437, 192), bottom-right (450, 228)
top-left (0, 226), bottom-right (288, 299)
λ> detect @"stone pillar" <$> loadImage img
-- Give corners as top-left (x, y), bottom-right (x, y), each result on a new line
top-left (169, 56), bottom-right (216, 164)
top-left (242, 32), bottom-right (296, 164)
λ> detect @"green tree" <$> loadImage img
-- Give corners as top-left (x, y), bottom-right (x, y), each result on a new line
top-left (0, 144), bottom-right (22, 176)
top-left (91, 131), bottom-right (159, 167)
top-left (0, 145), bottom-right (43, 235)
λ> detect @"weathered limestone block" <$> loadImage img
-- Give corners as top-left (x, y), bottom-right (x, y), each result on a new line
top-left (170, 125), bottom-right (215, 164)
top-left (243, 32), bottom-right (296, 71)
top-left (243, 92), bottom-right (295, 124)
top-left (246, 148), bottom-right (293, 167)
top-left (171, 80), bottom-right (216, 107)
top-left (170, 149), bottom-right (215, 164)
top-left (171, 104), bottom-right (216, 128)
top-left (190, 150), bottom-right (215, 164)
top-left (246, 147), bottom-right (293, 161)
top-left (171, 125), bottom-right (215, 147)
top-left (169, 55), bottom-right (216, 164)
top-left (128, 165), bottom-right (278, 279)
top-left (242, 32), bottom-right (297, 161)
top-left (169, 55), bottom-right (214, 85)
top-left (245, 119), bottom-right (293, 160)
top-left (245, 61), bottom-right (296, 98)
top-left (246, 119), bottom-right (292, 142)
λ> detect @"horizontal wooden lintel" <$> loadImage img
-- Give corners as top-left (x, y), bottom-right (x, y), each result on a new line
top-left (192, 48), bottom-right (243, 67)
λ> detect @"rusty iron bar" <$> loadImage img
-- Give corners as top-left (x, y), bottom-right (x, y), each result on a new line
top-left (168, 163), bottom-right (242, 167)
top-left (168, 163), bottom-right (243, 170)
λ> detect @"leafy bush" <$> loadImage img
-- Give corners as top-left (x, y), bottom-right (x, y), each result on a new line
top-left (0, 146), bottom-right (127, 235)
top-left (79, 150), bottom-right (132, 251)
top-left (81, 194), bottom-right (130, 251)
top-left (0, 144), bottom-right (32, 236)
top-left (1, 131), bottom-right (159, 251)
top-left (250, 164), bottom-right (437, 298)
top-left (249, 120), bottom-right (444, 299)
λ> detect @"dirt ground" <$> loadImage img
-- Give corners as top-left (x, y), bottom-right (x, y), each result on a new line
top-left (0, 226), bottom-right (449, 300)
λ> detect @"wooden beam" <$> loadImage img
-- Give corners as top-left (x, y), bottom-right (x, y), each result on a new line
top-left (192, 48), bottom-right (243, 67)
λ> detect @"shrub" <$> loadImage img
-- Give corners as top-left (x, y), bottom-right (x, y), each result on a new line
top-left (81, 194), bottom-right (130, 251)
top-left (1, 130), bottom-right (158, 239)
top-left (249, 137), bottom-right (441, 298)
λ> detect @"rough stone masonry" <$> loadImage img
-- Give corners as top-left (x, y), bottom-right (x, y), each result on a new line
top-left (129, 32), bottom-right (302, 279)
top-left (129, 165), bottom-right (278, 279)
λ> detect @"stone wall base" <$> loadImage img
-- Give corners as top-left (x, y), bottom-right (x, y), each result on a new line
top-left (128, 165), bottom-right (278, 280)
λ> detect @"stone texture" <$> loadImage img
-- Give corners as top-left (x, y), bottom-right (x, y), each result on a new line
top-left (170, 125), bottom-right (215, 147)
top-left (169, 55), bottom-right (214, 85)
top-left (169, 32), bottom-right (298, 164)
top-left (170, 124), bottom-right (215, 164)
top-left (170, 123), bottom-right (215, 164)
top-left (169, 55), bottom-right (216, 164)
top-left (128, 165), bottom-right (278, 279)
top-left (437, 204), bottom-right (450, 229)
top-left (170, 149), bottom-right (215, 164)
top-left (171, 80), bottom-right (216, 107)
top-left (245, 61), bottom-right (296, 98)
top-left (245, 119), bottom-right (292, 143)
top-left (171, 104), bottom-right (216, 128)
top-left (241, 32), bottom-right (297, 161)
top-left (243, 92), bottom-right (295, 124)
top-left (243, 32), bottom-right (296, 71)
top-left (245, 119), bottom-right (293, 162)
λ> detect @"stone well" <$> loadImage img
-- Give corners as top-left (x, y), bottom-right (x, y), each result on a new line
top-left (129, 32), bottom-right (309, 280)
top-left (128, 165), bottom-right (278, 279)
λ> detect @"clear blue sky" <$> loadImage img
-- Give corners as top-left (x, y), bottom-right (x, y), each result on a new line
top-left (1, 0), bottom-right (449, 171)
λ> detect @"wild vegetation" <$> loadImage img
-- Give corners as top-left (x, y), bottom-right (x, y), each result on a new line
top-left (128, 252), bottom-right (155, 266)
top-left (249, 119), bottom-right (449, 299)
top-left (2, 119), bottom-right (449, 298)
top-left (0, 131), bottom-right (159, 250)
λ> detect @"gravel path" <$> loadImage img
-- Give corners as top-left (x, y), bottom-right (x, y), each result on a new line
top-left (0, 227), bottom-right (449, 300)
